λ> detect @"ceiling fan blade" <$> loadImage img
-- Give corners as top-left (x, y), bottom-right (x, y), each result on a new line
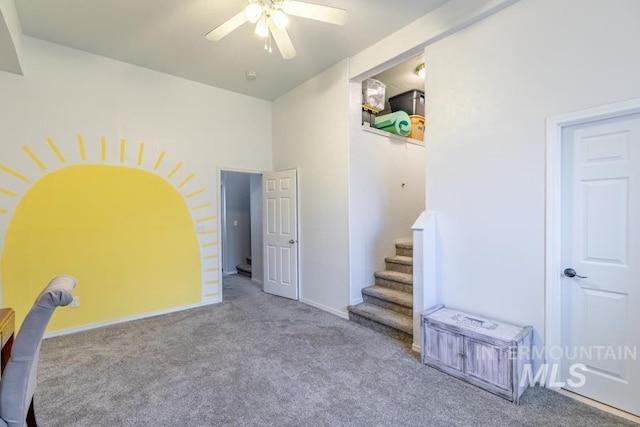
top-left (205, 11), bottom-right (248, 41)
top-left (269, 22), bottom-right (297, 59)
top-left (281, 1), bottom-right (348, 26)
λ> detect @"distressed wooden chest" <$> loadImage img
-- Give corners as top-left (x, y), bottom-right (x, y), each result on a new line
top-left (422, 304), bottom-right (533, 403)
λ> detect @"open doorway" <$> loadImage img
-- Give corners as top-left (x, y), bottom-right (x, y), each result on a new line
top-left (219, 168), bottom-right (300, 302)
top-left (220, 170), bottom-right (263, 285)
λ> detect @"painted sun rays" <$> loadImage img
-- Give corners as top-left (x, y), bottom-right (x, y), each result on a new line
top-left (0, 134), bottom-right (219, 302)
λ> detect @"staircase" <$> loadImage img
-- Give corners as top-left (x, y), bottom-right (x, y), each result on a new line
top-left (347, 240), bottom-right (413, 344)
top-left (236, 256), bottom-right (252, 277)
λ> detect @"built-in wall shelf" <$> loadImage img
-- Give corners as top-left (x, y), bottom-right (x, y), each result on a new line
top-left (362, 125), bottom-right (424, 147)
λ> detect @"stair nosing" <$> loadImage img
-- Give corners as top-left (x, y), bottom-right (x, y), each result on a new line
top-left (395, 241), bottom-right (413, 249)
top-left (361, 286), bottom-right (413, 308)
top-left (385, 255), bottom-right (413, 265)
top-left (348, 303), bottom-right (412, 335)
top-left (374, 270), bottom-right (413, 285)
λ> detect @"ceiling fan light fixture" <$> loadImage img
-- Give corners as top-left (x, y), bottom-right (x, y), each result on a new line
top-left (271, 10), bottom-right (289, 29)
top-left (281, 1), bottom-right (293, 14)
top-left (245, 3), bottom-right (263, 24)
top-left (206, 0), bottom-right (348, 59)
top-left (255, 16), bottom-right (269, 38)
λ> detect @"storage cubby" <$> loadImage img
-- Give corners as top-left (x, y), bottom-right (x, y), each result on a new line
top-left (360, 53), bottom-right (426, 144)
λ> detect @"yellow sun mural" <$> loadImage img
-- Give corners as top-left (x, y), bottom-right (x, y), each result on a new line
top-left (0, 135), bottom-right (219, 332)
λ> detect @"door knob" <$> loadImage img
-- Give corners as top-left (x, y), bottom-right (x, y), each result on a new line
top-left (289, 239), bottom-right (297, 244)
top-left (564, 268), bottom-right (588, 279)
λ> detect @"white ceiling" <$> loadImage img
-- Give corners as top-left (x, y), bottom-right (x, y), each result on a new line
top-left (14, 0), bottom-right (448, 100)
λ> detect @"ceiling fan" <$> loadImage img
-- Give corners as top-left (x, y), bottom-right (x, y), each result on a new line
top-left (205, 0), bottom-right (348, 60)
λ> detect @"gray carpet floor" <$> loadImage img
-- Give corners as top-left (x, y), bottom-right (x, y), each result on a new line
top-left (35, 275), bottom-right (635, 426)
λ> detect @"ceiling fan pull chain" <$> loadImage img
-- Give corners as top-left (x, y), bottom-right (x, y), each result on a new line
top-left (264, 29), bottom-right (269, 51)
top-left (264, 29), bottom-right (273, 53)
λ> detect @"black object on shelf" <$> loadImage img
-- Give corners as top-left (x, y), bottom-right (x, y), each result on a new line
top-left (389, 90), bottom-right (425, 117)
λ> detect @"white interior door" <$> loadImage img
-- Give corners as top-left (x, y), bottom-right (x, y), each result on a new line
top-left (263, 169), bottom-right (298, 300)
top-left (560, 112), bottom-right (640, 415)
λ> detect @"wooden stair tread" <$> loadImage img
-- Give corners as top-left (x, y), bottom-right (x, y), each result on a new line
top-left (347, 303), bottom-right (412, 335)
top-left (361, 286), bottom-right (413, 308)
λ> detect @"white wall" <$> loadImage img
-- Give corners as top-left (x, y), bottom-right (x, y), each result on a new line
top-left (272, 59), bottom-right (351, 317)
top-left (222, 171), bottom-right (252, 274)
top-left (349, 0), bottom-right (519, 80)
top-left (249, 173), bottom-right (263, 283)
top-left (0, 37), bottom-right (272, 309)
top-left (423, 0), bottom-right (640, 355)
top-left (348, 83), bottom-right (425, 304)
top-left (0, 37), bottom-right (272, 173)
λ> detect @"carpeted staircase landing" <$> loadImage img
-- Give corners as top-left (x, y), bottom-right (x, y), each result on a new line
top-left (348, 240), bottom-right (413, 344)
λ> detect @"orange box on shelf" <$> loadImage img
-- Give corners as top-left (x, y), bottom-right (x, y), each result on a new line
top-left (409, 115), bottom-right (425, 141)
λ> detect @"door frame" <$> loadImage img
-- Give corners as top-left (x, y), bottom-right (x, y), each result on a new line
top-left (217, 166), bottom-right (265, 302)
top-left (544, 98), bottom-right (640, 372)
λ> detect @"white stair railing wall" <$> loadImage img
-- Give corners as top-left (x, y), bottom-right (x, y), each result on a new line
top-left (411, 211), bottom-right (440, 353)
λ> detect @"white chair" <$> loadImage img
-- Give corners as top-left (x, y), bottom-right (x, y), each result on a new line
top-left (0, 275), bottom-right (76, 427)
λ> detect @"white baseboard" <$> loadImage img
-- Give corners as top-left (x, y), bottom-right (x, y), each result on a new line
top-left (44, 300), bottom-right (220, 339)
top-left (251, 278), bottom-right (263, 285)
top-left (556, 389), bottom-right (640, 423)
top-left (412, 343), bottom-right (421, 354)
top-left (223, 270), bottom-right (238, 276)
top-left (300, 297), bottom-right (349, 320)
